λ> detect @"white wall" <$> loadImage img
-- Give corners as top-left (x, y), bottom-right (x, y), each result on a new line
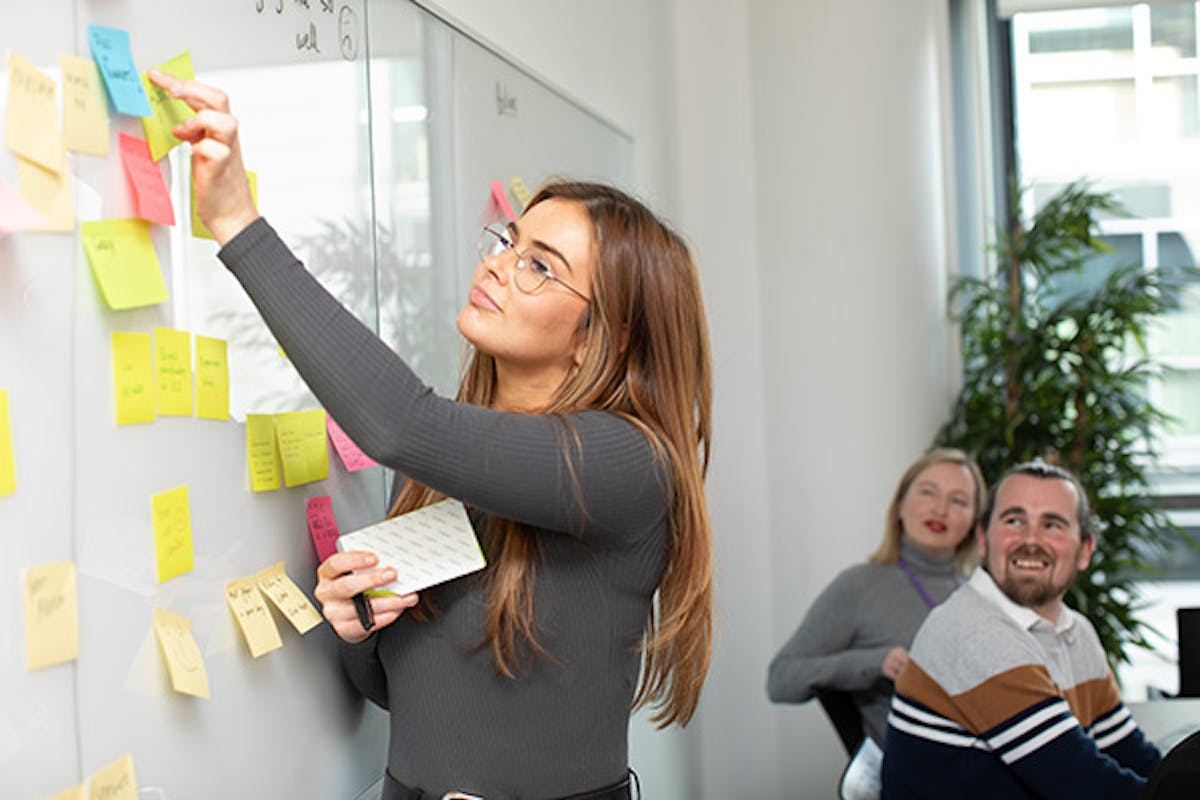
top-left (417, 1), bottom-right (959, 797)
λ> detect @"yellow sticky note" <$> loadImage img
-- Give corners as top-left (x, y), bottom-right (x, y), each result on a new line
top-left (246, 414), bottom-right (281, 492)
top-left (225, 575), bottom-right (282, 658)
top-left (256, 562), bottom-right (322, 634)
top-left (192, 170), bottom-right (256, 240)
top-left (154, 327), bottom-right (193, 416)
top-left (88, 753), bottom-right (137, 800)
top-left (152, 485), bottom-right (193, 583)
top-left (0, 389), bottom-right (15, 497)
top-left (274, 409), bottom-right (329, 488)
top-left (81, 219), bottom-right (169, 310)
top-left (110, 332), bottom-right (155, 425)
top-left (23, 562), bottom-right (79, 671)
top-left (510, 175), bottom-right (532, 213)
top-left (195, 335), bottom-right (229, 421)
top-left (152, 607), bottom-right (210, 698)
top-left (45, 784), bottom-right (86, 800)
top-left (5, 53), bottom-right (63, 174)
top-left (140, 52), bottom-right (196, 162)
top-left (16, 156), bottom-right (74, 232)
top-left (61, 54), bottom-right (110, 156)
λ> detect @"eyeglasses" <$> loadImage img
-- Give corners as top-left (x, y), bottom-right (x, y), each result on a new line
top-left (477, 224), bottom-right (590, 302)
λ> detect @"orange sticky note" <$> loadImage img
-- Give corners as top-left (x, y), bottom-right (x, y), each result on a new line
top-left (225, 575), bottom-right (283, 658)
top-left (192, 170), bottom-right (256, 240)
top-left (152, 485), bottom-right (193, 583)
top-left (141, 52), bottom-right (196, 162)
top-left (274, 409), bottom-right (329, 488)
top-left (17, 157), bottom-right (74, 232)
top-left (119, 134), bottom-right (174, 225)
top-left (306, 496), bottom-right (340, 563)
top-left (246, 414), bottom-right (282, 492)
top-left (23, 562), bottom-right (79, 670)
top-left (154, 327), bottom-right (193, 416)
top-left (0, 389), bottom-right (15, 497)
top-left (88, 753), bottom-right (138, 800)
top-left (5, 53), bottom-right (63, 174)
top-left (81, 219), bottom-right (169, 309)
top-left (327, 416), bottom-right (378, 472)
top-left (0, 174), bottom-right (50, 235)
top-left (152, 607), bottom-right (210, 698)
top-left (61, 54), bottom-right (110, 156)
top-left (195, 335), bottom-right (229, 421)
top-left (110, 332), bottom-right (155, 425)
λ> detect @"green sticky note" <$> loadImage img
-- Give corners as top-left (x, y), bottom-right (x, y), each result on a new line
top-left (154, 327), bottom-right (193, 416)
top-left (81, 219), bottom-right (168, 310)
top-left (195, 335), bottom-right (229, 421)
top-left (140, 52), bottom-right (196, 161)
top-left (152, 485), bottom-right (193, 583)
top-left (274, 409), bottom-right (329, 488)
top-left (246, 414), bottom-right (281, 493)
top-left (111, 332), bottom-right (155, 425)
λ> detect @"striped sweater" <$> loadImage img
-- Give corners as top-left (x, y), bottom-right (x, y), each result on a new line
top-left (881, 569), bottom-right (1160, 799)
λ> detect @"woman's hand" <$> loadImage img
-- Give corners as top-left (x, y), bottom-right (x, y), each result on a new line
top-left (881, 646), bottom-right (910, 681)
top-left (314, 550), bottom-right (419, 644)
top-left (146, 70), bottom-right (260, 245)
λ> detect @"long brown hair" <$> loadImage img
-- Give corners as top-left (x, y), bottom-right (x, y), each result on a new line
top-left (869, 447), bottom-right (986, 572)
top-left (389, 181), bottom-right (713, 727)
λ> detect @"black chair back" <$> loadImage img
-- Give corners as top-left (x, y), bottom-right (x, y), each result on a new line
top-left (816, 689), bottom-right (865, 756)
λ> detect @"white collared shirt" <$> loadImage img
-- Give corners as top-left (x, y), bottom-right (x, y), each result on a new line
top-left (967, 566), bottom-right (1076, 635)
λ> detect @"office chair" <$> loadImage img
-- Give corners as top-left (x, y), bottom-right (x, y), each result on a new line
top-left (817, 689), bottom-right (865, 757)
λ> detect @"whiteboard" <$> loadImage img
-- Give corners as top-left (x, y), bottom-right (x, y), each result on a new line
top-left (0, 1), bottom-right (632, 798)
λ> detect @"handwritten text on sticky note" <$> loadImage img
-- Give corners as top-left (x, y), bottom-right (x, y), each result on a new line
top-left (225, 575), bottom-right (282, 658)
top-left (23, 562), bottom-right (79, 670)
top-left (152, 607), bottom-right (210, 698)
top-left (88, 25), bottom-right (152, 116)
top-left (257, 562), bottom-right (322, 634)
top-left (152, 485), bottom-right (193, 583)
top-left (195, 335), bottom-right (230, 421)
top-left (81, 219), bottom-right (168, 310)
top-left (111, 332), bottom-right (155, 425)
top-left (154, 327), bottom-right (193, 416)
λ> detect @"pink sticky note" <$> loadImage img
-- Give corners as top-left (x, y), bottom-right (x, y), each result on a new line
top-left (306, 495), bottom-right (341, 564)
top-left (118, 133), bottom-right (175, 225)
top-left (0, 174), bottom-right (50, 235)
top-left (490, 180), bottom-right (517, 223)
top-left (327, 416), bottom-right (378, 472)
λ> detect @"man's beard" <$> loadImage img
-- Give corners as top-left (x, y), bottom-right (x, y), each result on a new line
top-left (987, 542), bottom-right (1076, 610)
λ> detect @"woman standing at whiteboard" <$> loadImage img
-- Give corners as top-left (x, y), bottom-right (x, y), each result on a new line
top-left (151, 73), bottom-right (713, 800)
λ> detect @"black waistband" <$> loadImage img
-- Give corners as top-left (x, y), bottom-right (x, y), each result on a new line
top-left (382, 770), bottom-right (633, 800)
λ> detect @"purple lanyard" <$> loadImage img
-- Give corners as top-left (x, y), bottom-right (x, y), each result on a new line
top-left (897, 556), bottom-right (961, 610)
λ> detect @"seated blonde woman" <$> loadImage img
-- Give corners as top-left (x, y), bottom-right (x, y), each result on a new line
top-left (767, 448), bottom-right (984, 799)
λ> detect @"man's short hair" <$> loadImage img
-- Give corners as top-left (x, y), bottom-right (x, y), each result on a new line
top-left (980, 460), bottom-right (1093, 541)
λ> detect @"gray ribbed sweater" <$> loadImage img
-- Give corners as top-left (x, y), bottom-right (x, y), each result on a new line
top-left (766, 541), bottom-right (961, 746)
top-left (219, 218), bottom-right (670, 799)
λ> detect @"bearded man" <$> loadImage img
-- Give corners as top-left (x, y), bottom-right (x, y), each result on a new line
top-left (880, 461), bottom-right (1161, 799)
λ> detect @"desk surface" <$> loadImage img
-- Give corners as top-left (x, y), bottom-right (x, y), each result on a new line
top-left (1129, 698), bottom-right (1200, 751)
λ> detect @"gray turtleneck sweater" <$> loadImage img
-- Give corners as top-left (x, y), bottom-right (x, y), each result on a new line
top-left (767, 540), bottom-right (963, 746)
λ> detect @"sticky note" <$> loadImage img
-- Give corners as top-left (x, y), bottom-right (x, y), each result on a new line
top-left (111, 332), bottom-right (155, 425)
top-left (151, 485), bottom-right (193, 583)
top-left (195, 335), bottom-right (229, 421)
top-left (152, 607), bottom-right (210, 698)
top-left (510, 176), bottom-right (532, 212)
top-left (0, 389), bottom-right (15, 497)
top-left (275, 409), bottom-right (329, 488)
top-left (140, 52), bottom-right (195, 161)
top-left (327, 416), bottom-right (378, 472)
top-left (256, 562), bottom-right (322, 634)
top-left (45, 785), bottom-right (86, 800)
top-left (16, 157), bottom-right (74, 232)
top-left (23, 562), bottom-right (79, 670)
top-left (87, 25), bottom-right (152, 117)
top-left (119, 134), bottom-right (174, 226)
top-left (154, 327), bottom-right (193, 416)
top-left (246, 414), bottom-right (281, 492)
top-left (491, 179), bottom-right (517, 223)
top-left (4, 53), bottom-right (63, 174)
top-left (225, 576), bottom-right (282, 658)
top-left (192, 170), bottom-right (256, 241)
top-left (0, 173), bottom-right (50, 235)
top-left (88, 753), bottom-right (138, 800)
top-left (306, 496), bottom-right (340, 563)
top-left (61, 54), bottom-right (111, 156)
top-left (81, 219), bottom-right (168, 309)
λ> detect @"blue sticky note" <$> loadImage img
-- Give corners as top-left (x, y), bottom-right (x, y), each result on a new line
top-left (87, 25), bottom-right (152, 117)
